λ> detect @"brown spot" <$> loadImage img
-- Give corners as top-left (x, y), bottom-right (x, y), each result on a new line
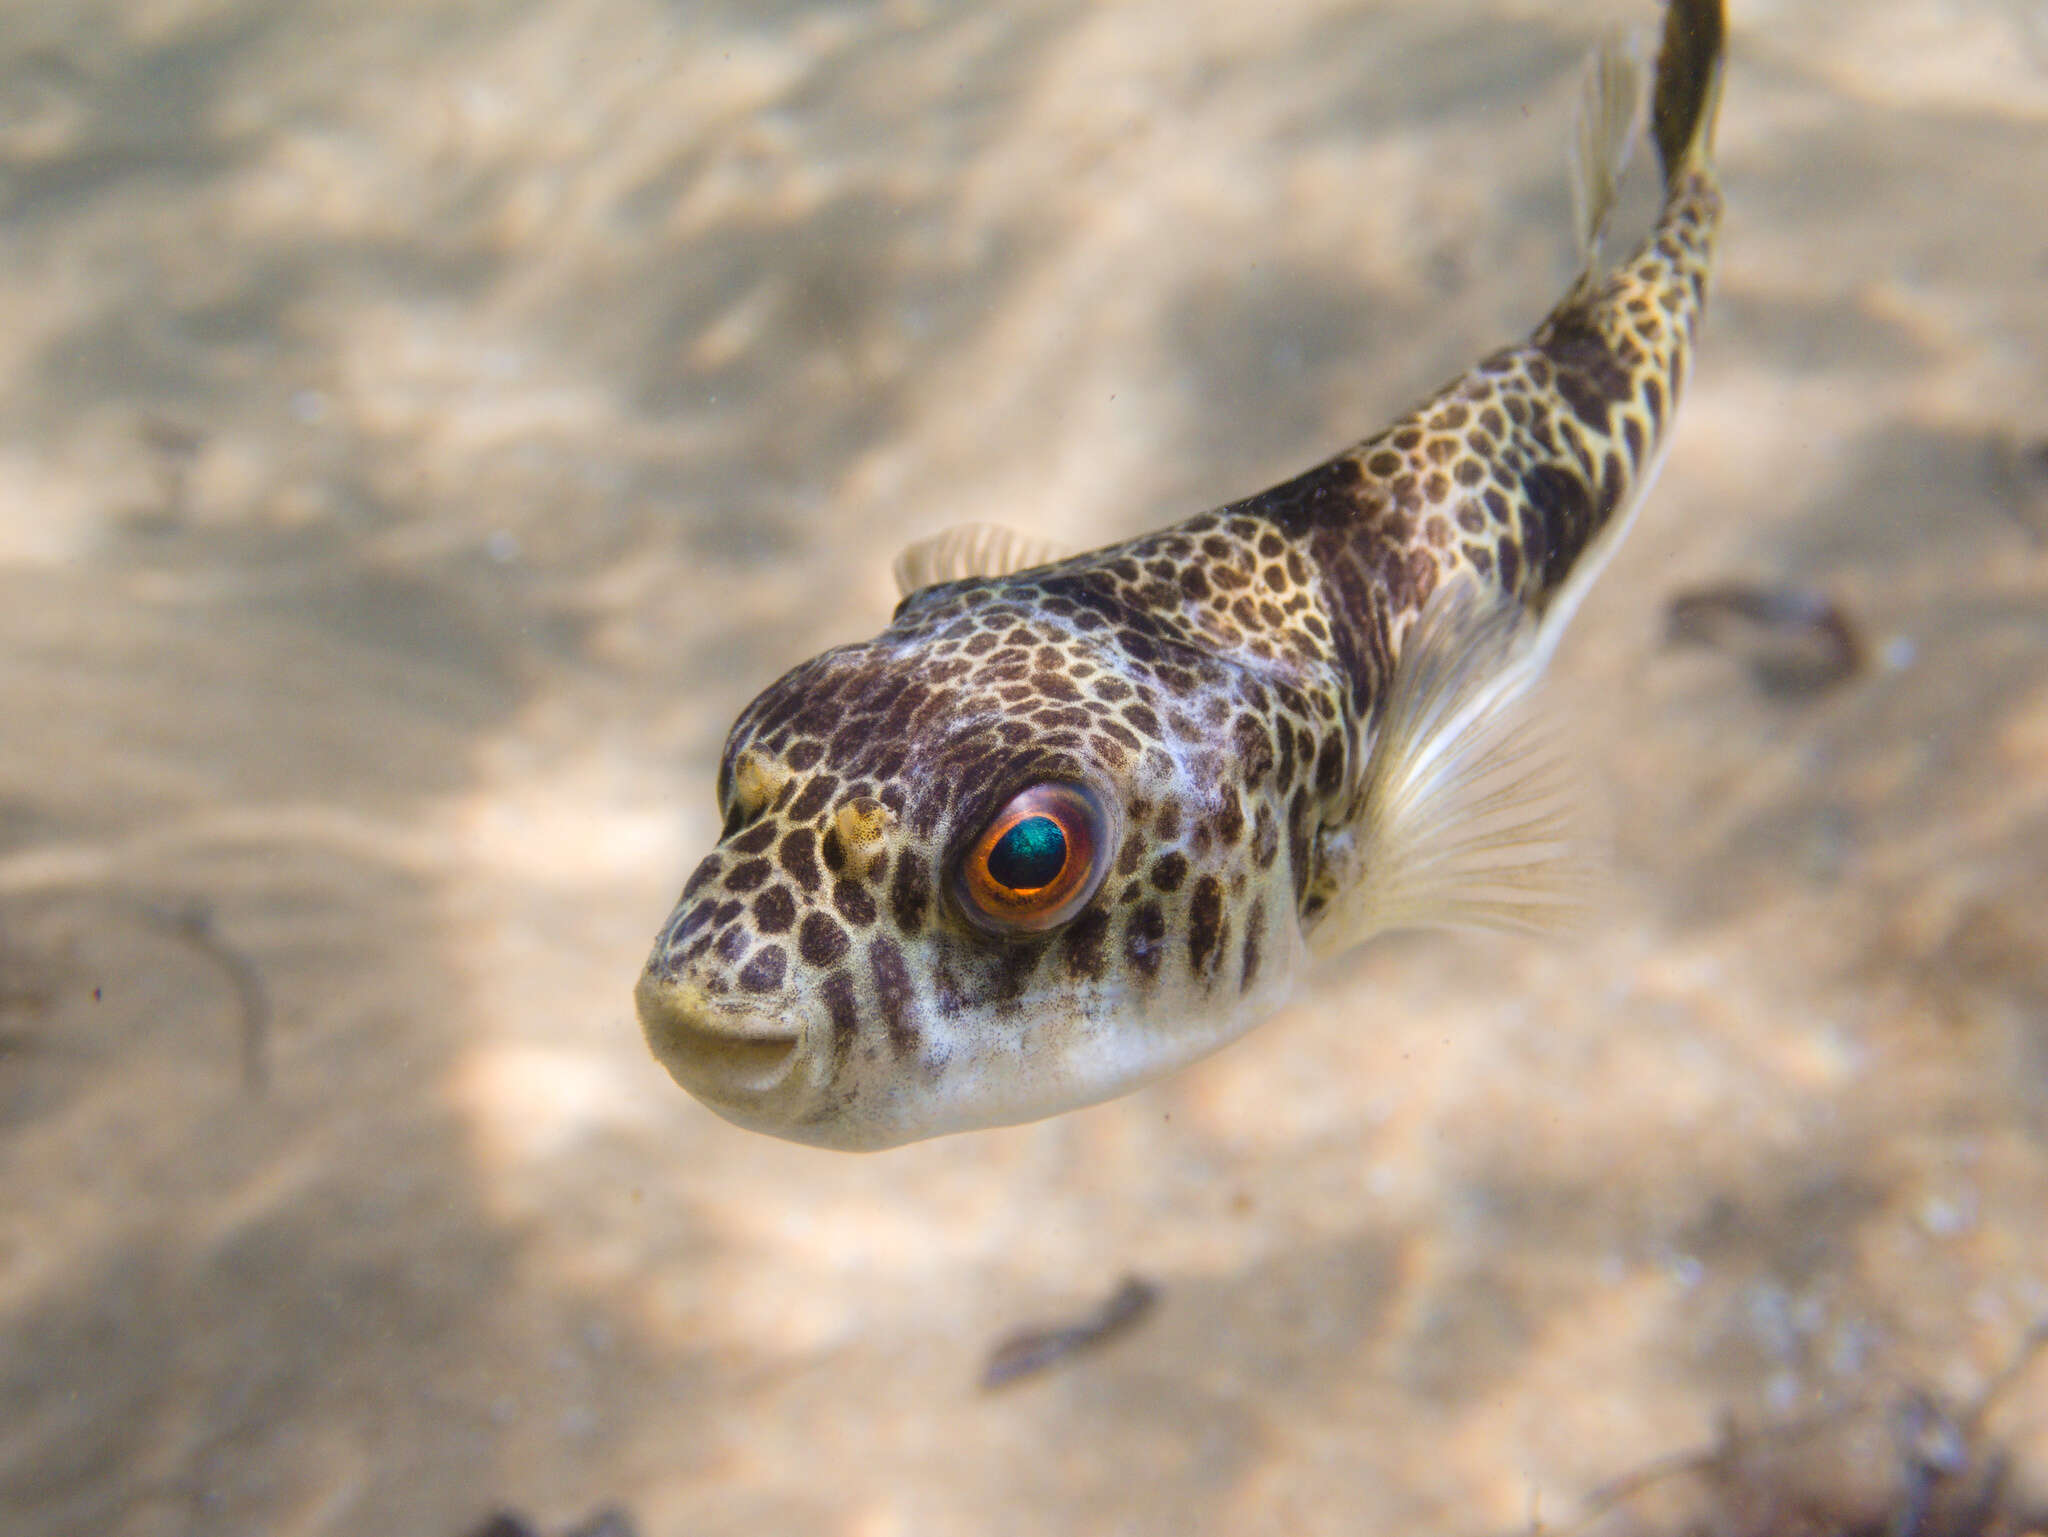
top-left (1090, 734), bottom-right (1130, 770)
top-left (738, 945), bottom-right (786, 993)
top-left (1498, 539), bottom-right (1522, 592)
top-left (833, 880), bottom-right (876, 927)
top-left (869, 937), bottom-right (918, 1056)
top-left (889, 852), bottom-right (931, 933)
top-left (753, 886), bottom-right (797, 933)
top-left (821, 970), bottom-right (860, 1054)
top-left (1521, 463), bottom-right (1596, 588)
top-left (1240, 899), bottom-right (1265, 993)
top-left (1188, 876), bottom-right (1226, 978)
top-left (779, 828), bottom-right (822, 893)
top-left (1212, 795), bottom-right (1245, 847)
top-left (788, 775), bottom-right (838, 823)
top-left (1150, 852), bottom-right (1189, 892)
top-left (1286, 790), bottom-right (1314, 904)
top-left (1124, 902), bottom-right (1167, 979)
top-left (1098, 719), bottom-right (1142, 752)
top-left (730, 822), bottom-right (777, 856)
top-left (1410, 549), bottom-right (1439, 605)
top-left (1601, 450), bottom-right (1627, 521)
top-left (1252, 804), bottom-right (1279, 869)
top-left (1033, 671), bottom-right (1083, 703)
top-left (1314, 736), bottom-right (1343, 795)
top-left (798, 911), bottom-right (850, 968)
top-left (1231, 715), bottom-right (1274, 785)
top-left (724, 858), bottom-right (772, 893)
top-left (681, 854), bottom-right (724, 899)
top-left (1061, 907), bottom-right (1111, 980)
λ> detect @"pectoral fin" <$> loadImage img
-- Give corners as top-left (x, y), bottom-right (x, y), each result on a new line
top-left (1308, 579), bottom-right (1594, 955)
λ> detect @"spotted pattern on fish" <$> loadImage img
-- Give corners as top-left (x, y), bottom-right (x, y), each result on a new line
top-left (638, 0), bottom-right (1726, 1149)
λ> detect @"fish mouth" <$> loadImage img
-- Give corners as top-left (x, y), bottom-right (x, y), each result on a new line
top-left (636, 969), bottom-right (804, 1107)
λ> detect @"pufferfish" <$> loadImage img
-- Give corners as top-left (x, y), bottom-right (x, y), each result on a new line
top-left (637, 0), bottom-right (1726, 1149)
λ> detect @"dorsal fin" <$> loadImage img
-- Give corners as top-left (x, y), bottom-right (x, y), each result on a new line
top-left (892, 523), bottom-right (1068, 598)
top-left (1569, 34), bottom-right (1644, 281)
top-left (1306, 579), bottom-right (1594, 955)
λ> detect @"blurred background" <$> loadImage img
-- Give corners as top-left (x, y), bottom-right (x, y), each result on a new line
top-left (2, 1), bottom-right (2045, 1533)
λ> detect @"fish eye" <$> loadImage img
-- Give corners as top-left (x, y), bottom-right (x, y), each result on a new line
top-left (955, 783), bottom-right (1113, 935)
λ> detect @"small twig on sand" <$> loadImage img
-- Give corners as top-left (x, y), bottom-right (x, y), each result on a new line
top-left (140, 899), bottom-right (272, 1095)
top-left (981, 1275), bottom-right (1161, 1391)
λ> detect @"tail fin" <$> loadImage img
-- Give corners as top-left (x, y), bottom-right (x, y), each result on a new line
top-left (1650, 0), bottom-right (1725, 186)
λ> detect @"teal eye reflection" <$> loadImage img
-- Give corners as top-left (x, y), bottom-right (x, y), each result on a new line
top-left (985, 814), bottom-right (1067, 890)
top-left (957, 781), bottom-right (1111, 934)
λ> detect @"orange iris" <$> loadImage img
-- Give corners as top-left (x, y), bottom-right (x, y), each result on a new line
top-left (956, 783), bottom-right (1112, 934)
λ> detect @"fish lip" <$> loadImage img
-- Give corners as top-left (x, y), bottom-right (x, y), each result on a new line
top-left (635, 967), bottom-right (805, 1107)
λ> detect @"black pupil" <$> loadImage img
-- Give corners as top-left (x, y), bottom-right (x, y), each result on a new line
top-left (986, 815), bottom-right (1067, 891)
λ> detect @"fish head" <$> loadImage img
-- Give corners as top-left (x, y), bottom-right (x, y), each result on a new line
top-left (635, 575), bottom-right (1315, 1150)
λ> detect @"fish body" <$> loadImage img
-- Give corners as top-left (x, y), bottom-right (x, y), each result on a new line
top-left (637, 0), bottom-right (1726, 1150)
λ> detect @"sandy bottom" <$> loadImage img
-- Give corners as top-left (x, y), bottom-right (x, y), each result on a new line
top-left (3, 1), bottom-right (2047, 1533)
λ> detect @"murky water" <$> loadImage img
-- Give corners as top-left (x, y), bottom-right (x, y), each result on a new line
top-left (2, 2), bottom-right (2046, 1533)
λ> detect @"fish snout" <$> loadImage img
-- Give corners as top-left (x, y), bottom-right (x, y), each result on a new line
top-left (635, 965), bottom-right (805, 1113)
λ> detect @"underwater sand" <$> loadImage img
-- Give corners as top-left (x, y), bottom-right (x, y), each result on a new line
top-left (2, 0), bottom-right (2046, 1532)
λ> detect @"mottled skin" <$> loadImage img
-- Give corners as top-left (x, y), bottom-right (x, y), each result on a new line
top-left (639, 0), bottom-right (1725, 1149)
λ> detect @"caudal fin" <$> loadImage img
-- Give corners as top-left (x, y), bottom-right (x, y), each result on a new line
top-left (1650, 0), bottom-right (1725, 186)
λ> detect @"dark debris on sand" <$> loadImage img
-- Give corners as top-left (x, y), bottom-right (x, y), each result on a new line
top-left (464, 1507), bottom-right (637, 1537)
top-left (1664, 582), bottom-right (1866, 699)
top-left (1571, 1354), bottom-right (2048, 1537)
